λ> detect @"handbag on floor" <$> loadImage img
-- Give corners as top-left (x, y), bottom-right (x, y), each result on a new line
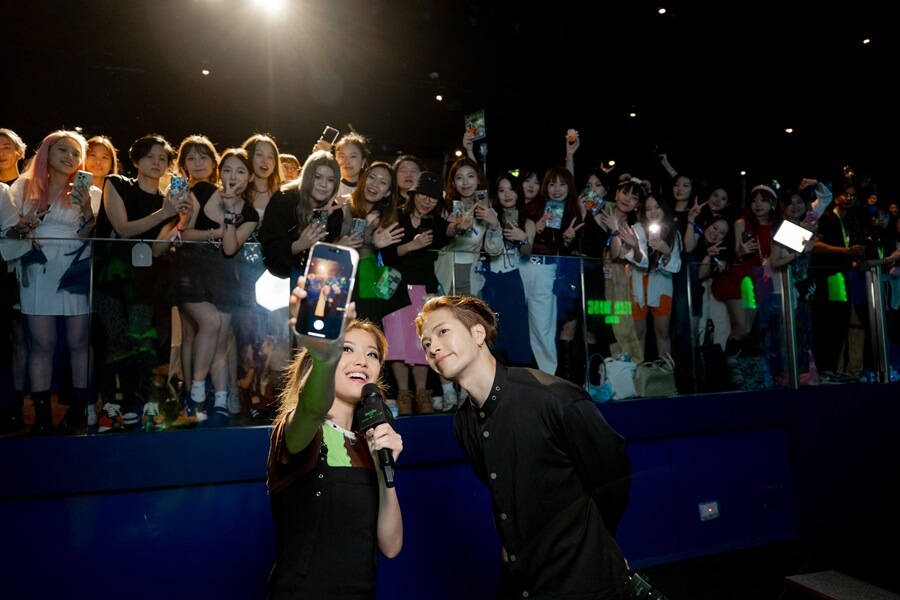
top-left (604, 354), bottom-right (638, 400)
top-left (634, 352), bottom-right (677, 397)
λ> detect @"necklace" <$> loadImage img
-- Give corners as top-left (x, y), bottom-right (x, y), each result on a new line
top-left (324, 419), bottom-right (357, 444)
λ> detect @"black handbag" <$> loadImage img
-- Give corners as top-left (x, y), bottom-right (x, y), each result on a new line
top-left (695, 319), bottom-right (732, 393)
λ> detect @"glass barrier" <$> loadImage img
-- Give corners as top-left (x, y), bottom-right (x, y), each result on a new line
top-left (2, 239), bottom-right (897, 438)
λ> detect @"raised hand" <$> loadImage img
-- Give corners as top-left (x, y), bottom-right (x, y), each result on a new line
top-left (373, 222), bottom-right (404, 248)
top-left (562, 217), bottom-right (584, 244)
top-left (688, 196), bottom-right (706, 221)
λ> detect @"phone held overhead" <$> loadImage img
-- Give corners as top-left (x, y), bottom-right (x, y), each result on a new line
top-left (295, 242), bottom-right (359, 340)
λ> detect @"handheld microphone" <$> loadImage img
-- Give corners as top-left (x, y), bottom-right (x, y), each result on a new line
top-left (356, 383), bottom-right (395, 488)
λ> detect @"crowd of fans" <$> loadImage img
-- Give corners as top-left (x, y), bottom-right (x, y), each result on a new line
top-left (2, 124), bottom-right (899, 436)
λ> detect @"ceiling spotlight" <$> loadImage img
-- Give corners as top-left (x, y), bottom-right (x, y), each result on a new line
top-left (436, 94), bottom-right (443, 102)
top-left (629, 112), bottom-right (637, 118)
top-left (201, 69), bottom-right (210, 76)
top-left (658, 7), bottom-right (666, 15)
top-left (785, 128), bottom-right (793, 134)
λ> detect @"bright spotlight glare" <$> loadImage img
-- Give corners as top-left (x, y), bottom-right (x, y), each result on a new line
top-left (254, 0), bottom-right (285, 15)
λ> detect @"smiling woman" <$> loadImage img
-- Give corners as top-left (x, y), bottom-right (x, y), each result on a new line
top-left (267, 284), bottom-right (403, 597)
top-left (3, 130), bottom-right (98, 435)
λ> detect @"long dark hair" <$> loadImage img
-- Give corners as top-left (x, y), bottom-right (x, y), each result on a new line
top-left (490, 171), bottom-right (526, 228)
top-left (348, 161), bottom-right (397, 229)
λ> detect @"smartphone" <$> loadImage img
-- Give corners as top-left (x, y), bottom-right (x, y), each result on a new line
top-left (505, 209), bottom-right (518, 226)
top-left (451, 200), bottom-right (463, 219)
top-left (804, 210), bottom-right (819, 225)
top-left (295, 243), bottom-right (359, 340)
top-left (742, 231), bottom-right (755, 243)
top-left (351, 217), bottom-right (367, 237)
top-left (319, 126), bottom-right (340, 146)
top-left (312, 208), bottom-right (329, 229)
top-left (75, 170), bottom-right (93, 190)
top-left (72, 170), bottom-right (93, 205)
top-left (475, 189), bottom-right (489, 204)
top-left (774, 220), bottom-right (814, 253)
top-left (418, 214), bottom-right (434, 233)
top-left (169, 176), bottom-right (188, 201)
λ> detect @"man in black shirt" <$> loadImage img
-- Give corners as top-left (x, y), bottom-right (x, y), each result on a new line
top-left (416, 295), bottom-right (632, 599)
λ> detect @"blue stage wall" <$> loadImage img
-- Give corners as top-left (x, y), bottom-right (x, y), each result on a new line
top-left (3, 384), bottom-right (898, 599)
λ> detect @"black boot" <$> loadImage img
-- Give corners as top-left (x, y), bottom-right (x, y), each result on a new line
top-left (57, 387), bottom-right (88, 434)
top-left (30, 390), bottom-right (54, 436)
top-left (0, 390), bottom-right (26, 433)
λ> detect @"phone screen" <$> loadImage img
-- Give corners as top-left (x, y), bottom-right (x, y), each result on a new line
top-left (773, 220), bottom-right (813, 253)
top-left (296, 243), bottom-right (359, 340)
top-left (419, 214), bottom-right (434, 233)
top-left (351, 218), bottom-right (367, 237)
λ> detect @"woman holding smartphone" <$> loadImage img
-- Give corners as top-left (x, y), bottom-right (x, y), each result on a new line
top-left (768, 179), bottom-right (833, 384)
top-left (4, 130), bottom-right (99, 434)
top-left (268, 281), bottom-right (402, 598)
top-left (480, 170), bottom-right (535, 368)
top-left (257, 150), bottom-right (353, 282)
top-left (92, 133), bottom-right (187, 432)
top-left (175, 148), bottom-right (259, 426)
top-left (379, 171), bottom-right (458, 414)
top-left (435, 156), bottom-right (504, 298)
top-left (712, 183), bottom-right (780, 358)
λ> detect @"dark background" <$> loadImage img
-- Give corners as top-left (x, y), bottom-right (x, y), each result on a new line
top-left (6, 0), bottom-right (897, 195)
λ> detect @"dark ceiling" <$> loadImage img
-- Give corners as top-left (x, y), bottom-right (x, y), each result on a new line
top-left (6, 0), bottom-right (896, 195)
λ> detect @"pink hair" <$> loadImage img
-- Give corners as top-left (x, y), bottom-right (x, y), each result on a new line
top-left (23, 130), bottom-right (87, 213)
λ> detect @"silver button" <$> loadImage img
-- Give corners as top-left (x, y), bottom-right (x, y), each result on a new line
top-left (483, 431), bottom-right (490, 438)
top-left (490, 473), bottom-right (497, 480)
top-left (315, 491), bottom-right (322, 497)
top-left (491, 395), bottom-right (496, 400)
top-left (495, 386), bottom-right (500, 391)
top-left (318, 474), bottom-right (324, 479)
top-left (500, 513), bottom-right (507, 520)
top-left (479, 411), bottom-right (486, 418)
top-left (521, 593), bottom-right (528, 598)
top-left (509, 555), bottom-right (516, 562)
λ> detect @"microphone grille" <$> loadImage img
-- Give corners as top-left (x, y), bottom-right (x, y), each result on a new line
top-left (361, 383), bottom-right (381, 400)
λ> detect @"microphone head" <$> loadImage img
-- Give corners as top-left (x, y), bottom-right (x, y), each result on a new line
top-left (361, 383), bottom-right (381, 402)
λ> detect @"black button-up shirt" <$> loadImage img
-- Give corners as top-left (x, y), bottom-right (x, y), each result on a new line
top-left (454, 364), bottom-right (632, 599)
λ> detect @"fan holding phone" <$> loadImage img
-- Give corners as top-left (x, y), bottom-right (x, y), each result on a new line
top-left (256, 150), bottom-right (355, 280)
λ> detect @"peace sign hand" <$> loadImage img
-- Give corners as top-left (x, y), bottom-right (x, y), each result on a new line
top-left (688, 196), bottom-right (706, 221)
top-left (562, 217), bottom-right (583, 244)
